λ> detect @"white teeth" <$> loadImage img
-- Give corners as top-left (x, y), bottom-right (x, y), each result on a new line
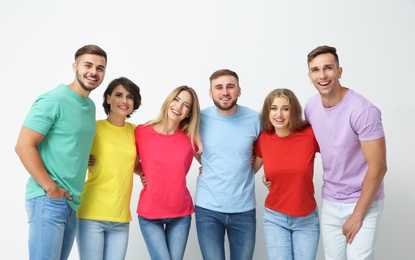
top-left (319, 81), bottom-right (329, 86)
top-left (172, 109), bottom-right (180, 115)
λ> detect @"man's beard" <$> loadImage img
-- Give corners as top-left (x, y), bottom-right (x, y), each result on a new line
top-left (76, 72), bottom-right (96, 92)
top-left (212, 98), bottom-right (238, 111)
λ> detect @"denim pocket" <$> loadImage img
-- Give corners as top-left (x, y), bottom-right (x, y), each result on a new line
top-left (44, 196), bottom-right (69, 220)
top-left (25, 197), bottom-right (38, 221)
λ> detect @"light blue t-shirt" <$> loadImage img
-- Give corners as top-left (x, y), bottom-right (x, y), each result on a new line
top-left (23, 84), bottom-right (96, 211)
top-left (195, 105), bottom-right (261, 213)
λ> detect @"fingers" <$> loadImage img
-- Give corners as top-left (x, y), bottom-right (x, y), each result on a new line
top-left (88, 155), bottom-right (96, 166)
top-left (342, 216), bottom-right (362, 245)
top-left (140, 175), bottom-right (147, 186)
top-left (262, 174), bottom-right (271, 189)
top-left (47, 187), bottom-right (72, 200)
top-left (64, 190), bottom-right (72, 201)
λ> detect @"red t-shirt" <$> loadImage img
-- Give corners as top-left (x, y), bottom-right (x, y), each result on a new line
top-left (135, 124), bottom-right (196, 219)
top-left (254, 126), bottom-right (319, 217)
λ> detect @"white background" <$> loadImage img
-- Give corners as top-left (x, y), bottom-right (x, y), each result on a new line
top-left (1, 1), bottom-right (414, 259)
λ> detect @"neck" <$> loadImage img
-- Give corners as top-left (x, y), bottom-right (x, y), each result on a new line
top-left (68, 81), bottom-right (90, 98)
top-left (107, 115), bottom-right (126, 127)
top-left (275, 128), bottom-right (292, 137)
top-left (216, 104), bottom-right (238, 117)
top-left (154, 121), bottom-right (179, 134)
top-left (322, 86), bottom-right (348, 108)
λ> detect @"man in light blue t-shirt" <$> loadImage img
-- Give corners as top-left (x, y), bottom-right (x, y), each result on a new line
top-left (194, 69), bottom-right (262, 260)
top-left (15, 44), bottom-right (107, 260)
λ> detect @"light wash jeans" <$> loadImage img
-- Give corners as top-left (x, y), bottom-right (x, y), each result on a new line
top-left (138, 215), bottom-right (191, 260)
top-left (76, 219), bottom-right (130, 260)
top-left (321, 199), bottom-right (383, 260)
top-left (263, 207), bottom-right (320, 260)
top-left (195, 206), bottom-right (256, 260)
top-left (25, 195), bottom-right (76, 260)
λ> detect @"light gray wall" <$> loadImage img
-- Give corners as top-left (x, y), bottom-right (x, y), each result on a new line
top-left (1, 1), bottom-right (414, 259)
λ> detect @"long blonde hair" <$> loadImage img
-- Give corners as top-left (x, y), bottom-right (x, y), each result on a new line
top-left (147, 86), bottom-right (202, 153)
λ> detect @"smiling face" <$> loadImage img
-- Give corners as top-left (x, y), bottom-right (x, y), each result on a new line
top-left (209, 75), bottom-right (241, 116)
top-left (308, 53), bottom-right (343, 99)
top-left (168, 90), bottom-right (193, 124)
top-left (269, 96), bottom-right (292, 137)
top-left (73, 54), bottom-right (106, 94)
top-left (106, 84), bottom-right (135, 118)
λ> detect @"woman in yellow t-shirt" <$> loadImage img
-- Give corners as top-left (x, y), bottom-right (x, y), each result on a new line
top-left (76, 77), bottom-right (141, 260)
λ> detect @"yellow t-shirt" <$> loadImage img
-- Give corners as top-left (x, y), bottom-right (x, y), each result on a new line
top-left (77, 120), bottom-right (136, 222)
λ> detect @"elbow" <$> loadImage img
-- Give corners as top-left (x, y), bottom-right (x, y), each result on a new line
top-left (374, 163), bottom-right (387, 181)
top-left (15, 143), bottom-right (23, 158)
top-left (381, 164), bottom-right (388, 178)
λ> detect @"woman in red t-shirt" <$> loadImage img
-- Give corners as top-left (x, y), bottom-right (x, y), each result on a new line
top-left (253, 88), bottom-right (320, 260)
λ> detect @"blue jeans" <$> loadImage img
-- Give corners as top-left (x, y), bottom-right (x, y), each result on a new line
top-left (25, 196), bottom-right (76, 260)
top-left (195, 206), bottom-right (256, 260)
top-left (76, 219), bottom-right (130, 260)
top-left (263, 207), bottom-right (320, 260)
top-left (138, 215), bottom-right (191, 260)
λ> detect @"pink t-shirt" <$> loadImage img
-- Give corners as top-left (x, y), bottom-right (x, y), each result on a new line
top-left (135, 124), bottom-right (196, 219)
top-left (305, 89), bottom-right (385, 203)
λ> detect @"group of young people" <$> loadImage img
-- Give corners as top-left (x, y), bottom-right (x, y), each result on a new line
top-left (15, 44), bottom-right (387, 260)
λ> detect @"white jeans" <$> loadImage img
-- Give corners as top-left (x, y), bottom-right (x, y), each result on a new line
top-left (320, 199), bottom-right (383, 260)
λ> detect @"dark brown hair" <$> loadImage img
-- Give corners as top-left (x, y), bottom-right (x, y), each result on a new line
top-left (74, 44), bottom-right (107, 63)
top-left (102, 77), bottom-right (141, 118)
top-left (307, 45), bottom-right (339, 67)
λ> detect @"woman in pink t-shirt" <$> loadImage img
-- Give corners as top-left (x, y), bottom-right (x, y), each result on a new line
top-left (135, 86), bottom-right (202, 260)
top-left (253, 88), bottom-right (320, 260)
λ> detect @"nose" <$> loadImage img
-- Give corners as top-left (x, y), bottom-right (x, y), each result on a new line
top-left (318, 69), bottom-right (326, 79)
top-left (88, 67), bottom-right (96, 75)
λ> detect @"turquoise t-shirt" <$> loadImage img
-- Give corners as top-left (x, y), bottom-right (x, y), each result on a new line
top-left (23, 84), bottom-right (96, 211)
top-left (195, 105), bottom-right (261, 213)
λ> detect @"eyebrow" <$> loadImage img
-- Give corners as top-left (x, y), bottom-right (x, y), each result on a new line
top-left (83, 61), bottom-right (106, 69)
top-left (214, 83), bottom-right (236, 87)
top-left (310, 63), bottom-right (334, 69)
top-left (115, 91), bottom-right (131, 95)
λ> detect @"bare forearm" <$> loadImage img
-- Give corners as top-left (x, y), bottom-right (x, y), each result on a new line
top-left (16, 146), bottom-right (57, 192)
top-left (354, 137), bottom-right (387, 218)
top-left (353, 166), bottom-right (387, 218)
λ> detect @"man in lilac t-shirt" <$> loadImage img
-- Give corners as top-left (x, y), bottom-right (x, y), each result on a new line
top-left (304, 45), bottom-right (387, 260)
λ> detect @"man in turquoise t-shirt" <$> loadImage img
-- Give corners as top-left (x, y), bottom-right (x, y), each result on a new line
top-left (15, 44), bottom-right (107, 260)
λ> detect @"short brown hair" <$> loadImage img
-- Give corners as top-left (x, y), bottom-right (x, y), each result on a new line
top-left (307, 45), bottom-right (339, 67)
top-left (74, 44), bottom-right (107, 63)
top-left (209, 69), bottom-right (239, 85)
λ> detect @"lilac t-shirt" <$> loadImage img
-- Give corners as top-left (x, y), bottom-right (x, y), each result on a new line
top-left (305, 89), bottom-right (385, 203)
